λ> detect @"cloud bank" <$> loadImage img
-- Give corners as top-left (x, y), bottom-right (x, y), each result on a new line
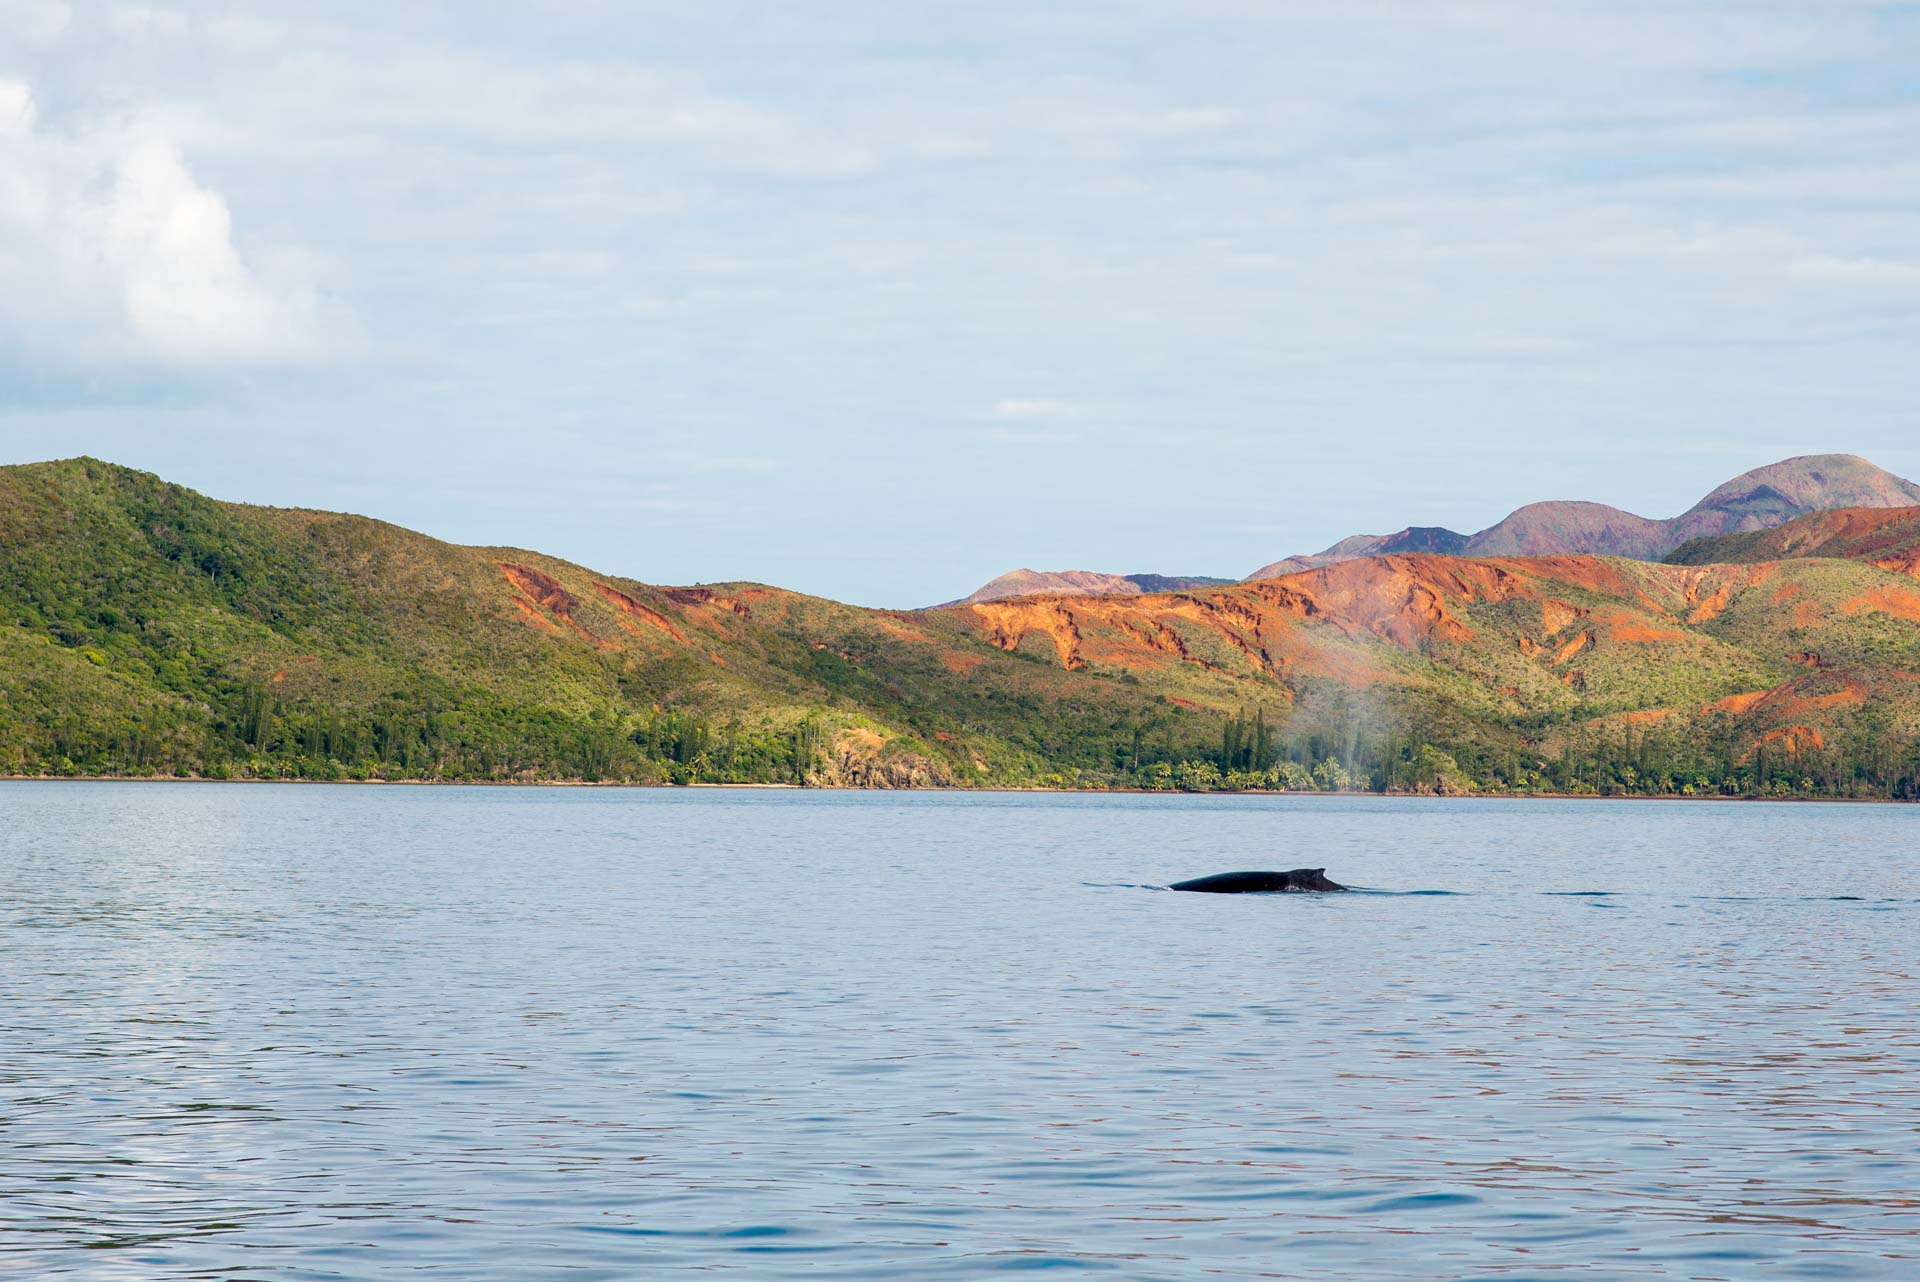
top-left (0, 78), bottom-right (327, 370)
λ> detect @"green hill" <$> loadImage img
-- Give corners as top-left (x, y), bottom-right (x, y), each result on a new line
top-left (0, 458), bottom-right (1259, 786)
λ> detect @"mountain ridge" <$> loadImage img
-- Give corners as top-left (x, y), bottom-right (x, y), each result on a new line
top-left (1246, 454), bottom-right (1920, 579)
top-left (962, 455), bottom-right (1920, 602)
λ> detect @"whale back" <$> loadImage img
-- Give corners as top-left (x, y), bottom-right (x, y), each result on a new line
top-left (1169, 868), bottom-right (1348, 894)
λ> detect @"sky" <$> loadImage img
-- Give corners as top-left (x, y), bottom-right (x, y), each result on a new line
top-left (2, 1), bottom-right (1917, 607)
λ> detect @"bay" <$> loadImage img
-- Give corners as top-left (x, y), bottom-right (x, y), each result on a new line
top-left (1, 783), bottom-right (1915, 1279)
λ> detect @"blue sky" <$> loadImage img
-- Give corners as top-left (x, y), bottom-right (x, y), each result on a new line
top-left (2, 1), bottom-right (1917, 606)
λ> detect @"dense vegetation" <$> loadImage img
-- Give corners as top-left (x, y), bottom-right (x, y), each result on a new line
top-left (1136, 708), bottom-right (1920, 799)
top-left (3, 458), bottom-right (1918, 799)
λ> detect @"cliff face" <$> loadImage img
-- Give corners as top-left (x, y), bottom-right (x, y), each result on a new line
top-left (804, 728), bottom-right (953, 788)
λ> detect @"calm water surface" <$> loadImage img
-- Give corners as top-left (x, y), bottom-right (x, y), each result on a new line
top-left (1, 784), bottom-right (1916, 1280)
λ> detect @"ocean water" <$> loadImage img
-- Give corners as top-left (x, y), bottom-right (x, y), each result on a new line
top-left (1, 783), bottom-right (1916, 1281)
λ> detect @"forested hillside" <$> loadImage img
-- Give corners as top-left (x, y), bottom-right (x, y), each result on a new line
top-left (3, 459), bottom-right (1919, 798)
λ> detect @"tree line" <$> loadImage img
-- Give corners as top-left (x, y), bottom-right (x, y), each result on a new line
top-left (8, 677), bottom-right (1918, 800)
top-left (1122, 705), bottom-right (1920, 800)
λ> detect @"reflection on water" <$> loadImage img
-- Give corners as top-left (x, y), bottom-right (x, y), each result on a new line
top-left (0, 783), bottom-right (1915, 1279)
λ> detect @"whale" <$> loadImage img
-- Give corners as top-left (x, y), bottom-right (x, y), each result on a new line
top-left (1169, 868), bottom-right (1349, 893)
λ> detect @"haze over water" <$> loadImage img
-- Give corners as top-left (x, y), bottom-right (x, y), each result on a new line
top-left (2, 784), bottom-right (1916, 1280)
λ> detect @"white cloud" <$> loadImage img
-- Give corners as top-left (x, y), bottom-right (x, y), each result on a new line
top-left (0, 78), bottom-right (332, 370)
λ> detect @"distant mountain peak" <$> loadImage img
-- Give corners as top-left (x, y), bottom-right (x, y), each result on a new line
top-left (1670, 454), bottom-right (1920, 543)
top-left (943, 454), bottom-right (1920, 603)
top-left (1245, 526), bottom-right (1468, 584)
top-left (1246, 453), bottom-right (1920, 581)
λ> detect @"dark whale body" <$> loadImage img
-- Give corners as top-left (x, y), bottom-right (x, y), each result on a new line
top-left (1169, 868), bottom-right (1349, 894)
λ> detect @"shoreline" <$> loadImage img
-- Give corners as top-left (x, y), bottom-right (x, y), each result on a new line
top-left (0, 774), bottom-right (1910, 804)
